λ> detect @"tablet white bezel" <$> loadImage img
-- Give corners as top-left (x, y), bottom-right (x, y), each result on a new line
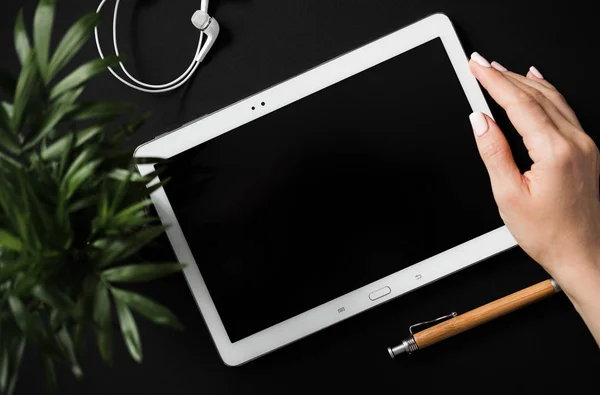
top-left (135, 13), bottom-right (517, 366)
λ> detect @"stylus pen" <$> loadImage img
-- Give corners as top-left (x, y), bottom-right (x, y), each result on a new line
top-left (387, 279), bottom-right (561, 358)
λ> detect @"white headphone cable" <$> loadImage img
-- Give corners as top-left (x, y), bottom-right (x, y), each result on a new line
top-left (94, 0), bottom-right (218, 93)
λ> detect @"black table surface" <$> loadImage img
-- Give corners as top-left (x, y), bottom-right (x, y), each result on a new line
top-left (2, 0), bottom-right (600, 394)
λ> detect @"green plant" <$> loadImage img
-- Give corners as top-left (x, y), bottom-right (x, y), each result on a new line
top-left (0, 1), bottom-right (184, 394)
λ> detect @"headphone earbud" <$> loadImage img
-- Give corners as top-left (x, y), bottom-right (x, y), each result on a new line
top-left (191, 10), bottom-right (210, 29)
top-left (191, 10), bottom-right (220, 62)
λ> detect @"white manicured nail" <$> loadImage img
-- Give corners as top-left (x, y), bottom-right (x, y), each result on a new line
top-left (471, 52), bottom-right (491, 67)
top-left (469, 112), bottom-right (489, 137)
top-left (529, 66), bottom-right (544, 79)
top-left (491, 61), bottom-right (508, 72)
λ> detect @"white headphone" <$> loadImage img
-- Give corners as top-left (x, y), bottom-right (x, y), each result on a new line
top-left (94, 0), bottom-right (220, 93)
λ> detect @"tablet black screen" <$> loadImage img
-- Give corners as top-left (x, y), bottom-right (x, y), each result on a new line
top-left (160, 38), bottom-right (503, 342)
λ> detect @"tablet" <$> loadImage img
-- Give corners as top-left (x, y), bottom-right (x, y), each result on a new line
top-left (135, 13), bottom-right (517, 366)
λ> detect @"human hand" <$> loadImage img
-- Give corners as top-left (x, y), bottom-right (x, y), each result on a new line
top-left (467, 53), bottom-right (600, 304)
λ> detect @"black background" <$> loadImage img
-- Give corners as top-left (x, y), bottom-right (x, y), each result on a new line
top-left (1, 0), bottom-right (599, 394)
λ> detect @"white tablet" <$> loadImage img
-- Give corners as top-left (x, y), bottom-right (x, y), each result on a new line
top-left (135, 13), bottom-right (517, 366)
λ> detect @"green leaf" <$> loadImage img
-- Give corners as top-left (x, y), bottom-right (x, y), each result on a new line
top-left (0, 340), bottom-right (9, 393)
top-left (68, 195), bottom-right (98, 213)
top-left (0, 229), bottom-right (22, 251)
top-left (96, 328), bottom-right (112, 367)
top-left (57, 326), bottom-right (83, 379)
top-left (0, 151), bottom-right (22, 170)
top-left (12, 51), bottom-right (40, 133)
top-left (42, 124), bottom-right (104, 160)
top-left (1, 102), bottom-right (14, 118)
top-left (103, 263), bottom-right (185, 283)
top-left (0, 103), bottom-right (14, 138)
top-left (109, 169), bottom-right (132, 216)
top-left (107, 216), bottom-right (156, 233)
top-left (0, 128), bottom-right (21, 155)
top-left (129, 168), bottom-right (165, 185)
top-left (14, 9), bottom-right (31, 65)
top-left (8, 296), bottom-right (42, 340)
top-left (34, 0), bottom-right (56, 82)
top-left (93, 282), bottom-right (112, 365)
top-left (0, 102), bottom-right (12, 133)
top-left (111, 178), bottom-right (168, 210)
top-left (98, 182), bottom-right (108, 228)
top-left (41, 132), bottom-right (74, 161)
top-left (23, 86), bottom-right (84, 150)
top-left (42, 354), bottom-right (58, 394)
top-left (75, 124), bottom-right (105, 146)
top-left (93, 282), bottom-right (111, 327)
top-left (50, 56), bottom-right (121, 100)
top-left (56, 127), bottom-right (77, 181)
top-left (111, 288), bottom-right (183, 330)
top-left (60, 147), bottom-right (101, 199)
top-left (11, 292), bottom-right (60, 356)
top-left (62, 147), bottom-right (94, 181)
top-left (93, 239), bottom-right (124, 267)
top-left (71, 101), bottom-right (136, 121)
top-left (48, 13), bottom-right (101, 82)
top-left (108, 199), bottom-right (153, 228)
top-left (11, 276), bottom-right (37, 299)
top-left (108, 169), bottom-right (147, 182)
top-left (0, 334), bottom-right (25, 395)
top-left (145, 178), bottom-right (170, 196)
top-left (64, 159), bottom-right (102, 200)
top-left (1, 174), bottom-right (42, 248)
top-left (0, 263), bottom-right (24, 284)
top-left (97, 226), bottom-right (166, 267)
top-left (0, 66), bottom-right (16, 95)
top-left (32, 285), bottom-right (77, 316)
top-left (49, 309), bottom-right (65, 332)
top-left (11, 338), bottom-right (25, 395)
top-left (114, 296), bottom-right (142, 363)
top-left (11, 165), bottom-right (52, 232)
top-left (108, 113), bottom-right (150, 146)
top-left (7, 297), bottom-right (26, 332)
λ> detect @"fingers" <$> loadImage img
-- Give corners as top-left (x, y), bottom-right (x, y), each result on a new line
top-left (503, 74), bottom-right (577, 133)
top-left (469, 112), bottom-right (527, 200)
top-left (469, 54), bottom-right (558, 148)
top-left (494, 65), bottom-right (582, 130)
top-left (523, 67), bottom-right (554, 93)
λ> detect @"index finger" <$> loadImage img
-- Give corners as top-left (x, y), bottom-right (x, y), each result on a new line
top-left (469, 53), bottom-right (559, 145)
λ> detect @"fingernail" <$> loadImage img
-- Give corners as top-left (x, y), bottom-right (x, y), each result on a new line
top-left (529, 66), bottom-right (544, 79)
top-left (491, 61), bottom-right (508, 72)
top-left (471, 52), bottom-right (491, 67)
top-left (469, 112), bottom-right (489, 137)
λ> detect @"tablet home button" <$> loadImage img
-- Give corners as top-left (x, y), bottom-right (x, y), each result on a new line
top-left (369, 286), bottom-right (391, 301)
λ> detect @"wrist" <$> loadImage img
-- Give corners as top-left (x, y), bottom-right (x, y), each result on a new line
top-left (548, 249), bottom-right (600, 309)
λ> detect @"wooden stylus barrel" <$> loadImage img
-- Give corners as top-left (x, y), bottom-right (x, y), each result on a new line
top-left (414, 279), bottom-right (559, 350)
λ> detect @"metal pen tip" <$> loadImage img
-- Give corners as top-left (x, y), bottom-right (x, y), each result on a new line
top-left (387, 341), bottom-right (410, 358)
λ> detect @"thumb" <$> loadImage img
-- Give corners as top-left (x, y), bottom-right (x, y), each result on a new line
top-left (469, 112), bottom-right (524, 199)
